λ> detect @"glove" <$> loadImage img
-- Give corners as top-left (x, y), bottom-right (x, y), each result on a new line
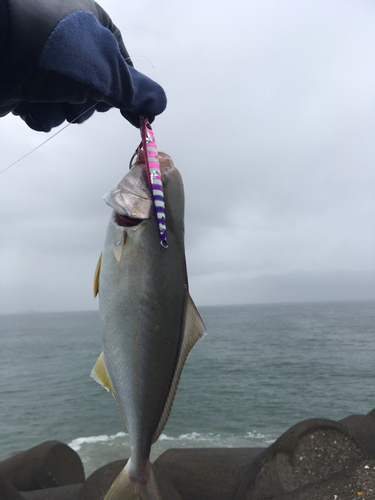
top-left (0, 0), bottom-right (167, 131)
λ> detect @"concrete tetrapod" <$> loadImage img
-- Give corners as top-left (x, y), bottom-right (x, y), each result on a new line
top-left (76, 459), bottom-right (183, 500)
top-left (233, 417), bottom-right (370, 500)
top-left (0, 473), bottom-right (25, 500)
top-left (2, 409), bottom-right (375, 499)
top-left (0, 441), bottom-right (84, 492)
top-left (155, 448), bottom-right (265, 500)
top-left (339, 409), bottom-right (375, 457)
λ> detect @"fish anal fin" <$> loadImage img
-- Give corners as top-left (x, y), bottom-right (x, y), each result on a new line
top-left (152, 293), bottom-right (206, 444)
top-left (91, 352), bottom-right (111, 392)
top-left (93, 252), bottom-right (102, 298)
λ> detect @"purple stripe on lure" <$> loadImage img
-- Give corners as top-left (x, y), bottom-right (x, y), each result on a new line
top-left (140, 118), bottom-right (168, 248)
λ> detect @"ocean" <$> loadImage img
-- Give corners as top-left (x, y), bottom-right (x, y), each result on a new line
top-left (0, 301), bottom-right (374, 477)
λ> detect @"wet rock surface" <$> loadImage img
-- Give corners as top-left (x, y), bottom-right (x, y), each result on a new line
top-left (1, 409), bottom-right (375, 500)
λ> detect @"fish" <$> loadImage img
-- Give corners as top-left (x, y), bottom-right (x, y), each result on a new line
top-left (91, 152), bottom-right (206, 500)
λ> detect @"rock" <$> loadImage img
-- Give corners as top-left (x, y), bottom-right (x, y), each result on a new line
top-left (21, 483), bottom-right (82, 500)
top-left (0, 474), bottom-right (25, 500)
top-left (273, 457), bottom-right (375, 500)
top-left (76, 458), bottom-right (183, 500)
top-left (233, 418), bottom-right (367, 500)
top-left (76, 459), bottom-right (127, 500)
top-left (0, 441), bottom-right (84, 492)
top-left (155, 447), bottom-right (264, 500)
top-left (2, 408), bottom-right (375, 499)
top-left (339, 409), bottom-right (375, 457)
top-left (152, 462), bottom-right (185, 500)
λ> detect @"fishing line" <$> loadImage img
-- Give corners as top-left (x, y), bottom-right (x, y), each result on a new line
top-left (126, 55), bottom-right (156, 80)
top-left (0, 103), bottom-right (97, 176)
top-left (0, 55), bottom-right (156, 176)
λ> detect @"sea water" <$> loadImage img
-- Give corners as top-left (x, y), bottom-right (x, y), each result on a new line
top-left (0, 301), bottom-right (374, 476)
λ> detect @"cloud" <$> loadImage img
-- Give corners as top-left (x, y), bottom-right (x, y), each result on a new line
top-left (0, 0), bottom-right (374, 313)
top-left (190, 270), bottom-right (375, 306)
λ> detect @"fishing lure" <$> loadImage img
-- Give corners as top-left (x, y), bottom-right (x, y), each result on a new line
top-left (140, 118), bottom-right (168, 248)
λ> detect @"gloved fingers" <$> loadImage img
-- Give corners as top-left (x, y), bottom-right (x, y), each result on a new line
top-left (38, 11), bottom-right (135, 108)
top-left (120, 110), bottom-right (156, 128)
top-left (126, 65), bottom-right (167, 118)
top-left (38, 11), bottom-right (166, 121)
top-left (118, 66), bottom-right (166, 127)
top-left (1, 0), bottom-right (168, 132)
top-left (11, 100), bottom-right (108, 132)
top-left (12, 102), bottom-right (66, 132)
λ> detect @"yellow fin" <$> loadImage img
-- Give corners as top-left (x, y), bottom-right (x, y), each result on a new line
top-left (90, 352), bottom-right (111, 392)
top-left (91, 353), bottom-right (120, 406)
top-left (152, 293), bottom-right (206, 444)
top-left (93, 252), bottom-right (102, 298)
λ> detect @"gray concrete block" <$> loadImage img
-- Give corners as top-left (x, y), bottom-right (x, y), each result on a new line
top-left (0, 441), bottom-right (84, 492)
top-left (155, 447), bottom-right (264, 500)
top-left (233, 418), bottom-right (366, 500)
top-left (339, 412), bottom-right (375, 457)
top-left (0, 474), bottom-right (25, 500)
top-left (21, 483), bottom-right (82, 500)
top-left (273, 457), bottom-right (375, 500)
top-left (76, 458), bottom-right (183, 500)
top-left (76, 459), bottom-right (127, 500)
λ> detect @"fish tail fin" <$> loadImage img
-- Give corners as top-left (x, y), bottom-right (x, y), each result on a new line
top-left (104, 460), bottom-right (162, 500)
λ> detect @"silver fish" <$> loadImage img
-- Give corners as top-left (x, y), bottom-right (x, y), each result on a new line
top-left (92, 152), bottom-right (205, 500)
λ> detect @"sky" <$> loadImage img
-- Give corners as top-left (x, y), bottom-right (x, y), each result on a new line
top-left (0, 0), bottom-right (374, 314)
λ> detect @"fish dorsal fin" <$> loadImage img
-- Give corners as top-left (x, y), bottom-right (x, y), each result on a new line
top-left (152, 293), bottom-right (206, 444)
top-left (91, 352), bottom-right (111, 392)
top-left (93, 253), bottom-right (102, 298)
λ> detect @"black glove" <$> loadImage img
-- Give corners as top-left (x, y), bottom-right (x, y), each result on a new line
top-left (0, 0), bottom-right (167, 131)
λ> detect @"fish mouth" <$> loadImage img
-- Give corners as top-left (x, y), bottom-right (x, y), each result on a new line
top-left (114, 212), bottom-right (145, 227)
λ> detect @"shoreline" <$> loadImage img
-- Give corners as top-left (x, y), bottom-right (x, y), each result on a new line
top-left (1, 408), bottom-right (375, 500)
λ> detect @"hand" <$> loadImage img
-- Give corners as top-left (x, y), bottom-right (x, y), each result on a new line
top-left (0, 0), bottom-right (167, 131)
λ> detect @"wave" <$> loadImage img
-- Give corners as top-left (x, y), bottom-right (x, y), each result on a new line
top-left (158, 430), bottom-right (274, 444)
top-left (68, 430), bottom-right (275, 477)
top-left (69, 432), bottom-right (127, 451)
top-left (69, 430), bottom-right (273, 449)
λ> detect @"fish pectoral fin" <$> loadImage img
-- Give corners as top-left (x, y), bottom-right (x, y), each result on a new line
top-left (152, 293), bottom-right (206, 444)
top-left (113, 231), bottom-right (127, 262)
top-left (93, 252), bottom-right (102, 298)
top-left (90, 352), bottom-right (111, 392)
top-left (91, 353), bottom-right (120, 409)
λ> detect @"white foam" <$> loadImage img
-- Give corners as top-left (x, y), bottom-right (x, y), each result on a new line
top-left (245, 430), bottom-right (275, 445)
top-left (68, 429), bottom-right (277, 477)
top-left (177, 432), bottom-right (216, 442)
top-left (158, 433), bottom-right (175, 441)
top-left (69, 429), bottom-right (274, 452)
top-left (68, 432), bottom-right (127, 451)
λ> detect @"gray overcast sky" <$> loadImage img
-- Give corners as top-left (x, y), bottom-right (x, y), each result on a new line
top-left (0, 0), bottom-right (374, 314)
